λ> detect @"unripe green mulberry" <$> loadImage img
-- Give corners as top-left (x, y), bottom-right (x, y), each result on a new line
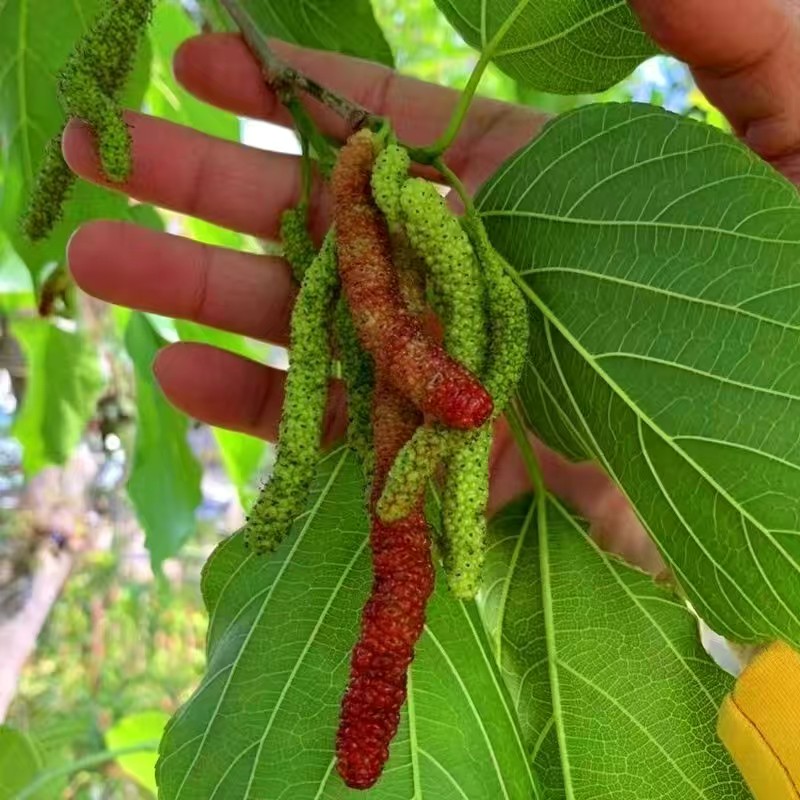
top-left (280, 205), bottom-right (317, 283)
top-left (371, 144), bottom-right (410, 234)
top-left (376, 427), bottom-right (450, 522)
top-left (70, 0), bottom-right (154, 99)
top-left (400, 178), bottom-right (488, 369)
top-left (245, 234), bottom-right (338, 554)
top-left (21, 134), bottom-right (76, 242)
top-left (58, 0), bottom-right (154, 182)
top-left (464, 212), bottom-right (529, 414)
top-left (335, 297), bottom-right (375, 482)
top-left (441, 427), bottom-right (492, 599)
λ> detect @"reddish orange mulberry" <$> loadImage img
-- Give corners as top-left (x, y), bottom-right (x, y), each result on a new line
top-left (332, 131), bottom-right (493, 431)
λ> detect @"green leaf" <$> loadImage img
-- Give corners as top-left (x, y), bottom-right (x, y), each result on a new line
top-left (243, 0), bottom-right (394, 67)
top-left (477, 103), bottom-right (800, 648)
top-left (0, 726), bottom-right (42, 800)
top-left (433, 0), bottom-right (658, 94)
top-left (481, 497), bottom-right (749, 799)
top-left (125, 312), bottom-right (202, 568)
top-left (0, 0), bottom-right (152, 285)
top-left (106, 712), bottom-right (168, 795)
top-left (12, 318), bottom-right (104, 474)
top-left (157, 449), bottom-right (535, 799)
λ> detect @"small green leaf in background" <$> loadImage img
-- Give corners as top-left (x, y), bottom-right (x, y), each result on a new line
top-left (106, 712), bottom-right (168, 795)
top-left (434, 0), bottom-right (658, 94)
top-left (12, 319), bottom-right (104, 475)
top-left (0, 0), bottom-right (153, 287)
top-left (0, 726), bottom-right (41, 800)
top-left (482, 497), bottom-right (749, 799)
top-left (244, 0), bottom-right (394, 67)
top-left (478, 102), bottom-right (800, 651)
top-left (125, 312), bottom-right (202, 568)
top-left (158, 449), bottom-right (535, 799)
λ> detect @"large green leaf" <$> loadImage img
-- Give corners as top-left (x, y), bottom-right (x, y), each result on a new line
top-left (12, 318), bottom-right (104, 474)
top-left (125, 312), bottom-right (202, 568)
top-left (176, 319), bottom-right (268, 506)
top-left (243, 0), bottom-right (394, 67)
top-left (0, 0), bottom-right (152, 285)
top-left (157, 449), bottom-right (536, 799)
top-left (480, 497), bottom-right (749, 799)
top-left (433, 0), bottom-right (657, 94)
top-left (146, 0), bottom-right (250, 254)
top-left (477, 103), bottom-right (800, 647)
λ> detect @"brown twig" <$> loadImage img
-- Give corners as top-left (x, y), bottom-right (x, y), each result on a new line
top-left (218, 0), bottom-right (381, 132)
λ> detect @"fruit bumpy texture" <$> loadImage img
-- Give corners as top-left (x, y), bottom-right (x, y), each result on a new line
top-left (336, 378), bottom-right (434, 790)
top-left (244, 235), bottom-right (338, 554)
top-left (377, 177), bottom-right (489, 526)
top-left (377, 192), bottom-right (529, 599)
top-left (22, 0), bottom-right (154, 242)
top-left (280, 205), bottom-right (317, 282)
top-left (332, 130), bottom-right (493, 431)
top-left (335, 298), bottom-right (376, 480)
top-left (21, 135), bottom-right (76, 242)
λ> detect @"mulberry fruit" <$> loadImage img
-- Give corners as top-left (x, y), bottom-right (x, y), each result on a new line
top-left (332, 131), bottom-right (493, 431)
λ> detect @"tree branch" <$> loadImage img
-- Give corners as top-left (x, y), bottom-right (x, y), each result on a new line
top-left (218, 0), bottom-right (381, 133)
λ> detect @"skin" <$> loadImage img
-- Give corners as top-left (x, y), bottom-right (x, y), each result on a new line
top-left (65, 0), bottom-right (800, 575)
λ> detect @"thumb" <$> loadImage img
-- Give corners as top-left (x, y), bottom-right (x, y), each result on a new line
top-left (629, 0), bottom-right (800, 183)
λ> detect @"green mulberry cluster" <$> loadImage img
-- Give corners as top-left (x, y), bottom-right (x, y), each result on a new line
top-left (21, 0), bottom-right (154, 242)
top-left (371, 144), bottom-right (410, 234)
top-left (374, 159), bottom-right (528, 599)
top-left (244, 234), bottom-right (339, 554)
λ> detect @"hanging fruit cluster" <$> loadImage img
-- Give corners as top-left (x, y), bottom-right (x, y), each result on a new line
top-left (21, 1), bottom-right (529, 790)
top-left (256, 129), bottom-right (529, 788)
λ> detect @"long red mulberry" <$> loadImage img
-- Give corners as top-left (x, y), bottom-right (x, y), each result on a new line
top-left (332, 130), bottom-right (493, 431)
top-left (336, 377), bottom-right (434, 790)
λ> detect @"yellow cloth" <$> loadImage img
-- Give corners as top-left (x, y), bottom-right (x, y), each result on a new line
top-left (718, 642), bottom-right (800, 800)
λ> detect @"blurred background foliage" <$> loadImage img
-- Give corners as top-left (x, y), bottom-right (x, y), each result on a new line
top-left (0, 0), bottom-right (716, 796)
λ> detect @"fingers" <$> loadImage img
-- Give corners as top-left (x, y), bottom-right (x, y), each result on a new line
top-left (174, 34), bottom-right (546, 182)
top-left (630, 0), bottom-right (800, 178)
top-left (62, 111), bottom-right (329, 240)
top-left (68, 221), bottom-right (295, 345)
top-left (154, 342), bottom-right (348, 444)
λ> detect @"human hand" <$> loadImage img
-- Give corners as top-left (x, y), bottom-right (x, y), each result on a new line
top-left (64, 1), bottom-right (800, 575)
